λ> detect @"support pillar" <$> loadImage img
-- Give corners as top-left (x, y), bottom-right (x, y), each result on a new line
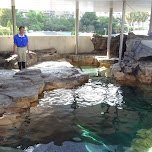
top-left (75, 0), bottom-right (79, 55)
top-left (149, 2), bottom-right (152, 32)
top-left (107, 8), bottom-right (113, 59)
top-left (119, 0), bottom-right (126, 64)
top-left (11, 0), bottom-right (16, 37)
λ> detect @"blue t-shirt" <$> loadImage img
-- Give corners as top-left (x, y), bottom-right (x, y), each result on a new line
top-left (14, 34), bottom-right (28, 47)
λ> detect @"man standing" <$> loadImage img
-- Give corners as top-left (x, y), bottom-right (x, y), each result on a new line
top-left (14, 26), bottom-right (29, 70)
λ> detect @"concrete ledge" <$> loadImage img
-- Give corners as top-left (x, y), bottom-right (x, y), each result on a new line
top-left (63, 54), bottom-right (119, 67)
top-left (0, 36), bottom-right (94, 54)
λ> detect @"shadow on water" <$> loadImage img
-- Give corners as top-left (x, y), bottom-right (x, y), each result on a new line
top-left (1, 66), bottom-right (152, 152)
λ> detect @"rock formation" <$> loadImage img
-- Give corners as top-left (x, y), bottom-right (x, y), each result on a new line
top-left (0, 60), bottom-right (89, 126)
top-left (111, 38), bottom-right (152, 84)
top-left (33, 48), bottom-right (61, 62)
top-left (0, 48), bottom-right (62, 69)
top-left (0, 51), bottom-right (37, 69)
top-left (91, 34), bottom-right (127, 57)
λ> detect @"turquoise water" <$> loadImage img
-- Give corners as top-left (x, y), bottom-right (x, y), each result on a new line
top-left (1, 66), bottom-right (152, 152)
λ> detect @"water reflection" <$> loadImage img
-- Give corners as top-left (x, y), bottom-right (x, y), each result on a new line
top-left (38, 79), bottom-right (123, 108)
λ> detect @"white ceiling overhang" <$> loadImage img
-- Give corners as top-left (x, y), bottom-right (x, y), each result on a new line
top-left (0, 0), bottom-right (152, 12)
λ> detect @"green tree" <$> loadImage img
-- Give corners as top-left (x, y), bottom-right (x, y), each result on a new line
top-left (25, 10), bottom-right (40, 30)
top-left (47, 15), bottom-right (74, 31)
top-left (80, 12), bottom-right (98, 32)
top-left (16, 10), bottom-right (24, 27)
top-left (0, 9), bottom-right (25, 28)
top-left (125, 12), bottom-right (149, 31)
top-left (25, 10), bottom-right (46, 31)
top-left (95, 17), bottom-right (109, 35)
top-left (136, 12), bottom-right (142, 29)
top-left (7, 20), bottom-right (12, 29)
top-left (125, 12), bottom-right (136, 31)
top-left (141, 12), bottom-right (149, 29)
top-left (7, 20), bottom-right (13, 35)
top-left (95, 17), bottom-right (122, 35)
top-left (0, 8), bottom-right (12, 27)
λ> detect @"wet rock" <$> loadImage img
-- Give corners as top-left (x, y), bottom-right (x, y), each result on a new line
top-left (0, 61), bottom-right (89, 121)
top-left (110, 63), bottom-right (121, 76)
top-left (114, 72), bottom-right (125, 81)
top-left (0, 113), bottom-right (21, 126)
top-left (136, 64), bottom-right (152, 84)
top-left (124, 66), bottom-right (132, 74)
top-left (126, 74), bottom-right (136, 82)
top-left (0, 95), bottom-right (13, 114)
top-left (73, 137), bottom-right (81, 142)
top-left (62, 54), bottom-right (100, 66)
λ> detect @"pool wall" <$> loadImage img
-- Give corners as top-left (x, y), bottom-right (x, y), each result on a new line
top-left (0, 36), bottom-right (94, 54)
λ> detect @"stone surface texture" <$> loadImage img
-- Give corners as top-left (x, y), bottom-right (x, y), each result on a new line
top-left (91, 34), bottom-right (127, 57)
top-left (0, 60), bottom-right (89, 126)
top-left (111, 34), bottom-right (152, 84)
top-left (0, 48), bottom-right (61, 69)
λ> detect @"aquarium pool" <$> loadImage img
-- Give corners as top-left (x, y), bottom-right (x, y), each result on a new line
top-left (1, 66), bottom-right (152, 152)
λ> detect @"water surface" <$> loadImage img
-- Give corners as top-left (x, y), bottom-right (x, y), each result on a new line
top-left (1, 66), bottom-right (152, 152)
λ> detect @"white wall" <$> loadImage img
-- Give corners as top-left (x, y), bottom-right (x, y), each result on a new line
top-left (0, 36), bottom-right (94, 54)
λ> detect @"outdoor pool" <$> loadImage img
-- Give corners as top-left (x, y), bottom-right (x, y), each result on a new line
top-left (0, 66), bottom-right (152, 152)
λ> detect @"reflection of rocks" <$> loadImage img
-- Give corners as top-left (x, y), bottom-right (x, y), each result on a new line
top-left (111, 37), bottom-right (152, 84)
top-left (0, 61), bottom-right (89, 126)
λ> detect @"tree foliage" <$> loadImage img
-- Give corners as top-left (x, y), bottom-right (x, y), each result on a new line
top-left (0, 9), bottom-right (12, 27)
top-left (79, 13), bottom-right (123, 35)
top-left (125, 12), bottom-right (149, 30)
top-left (79, 12), bottom-right (98, 32)
top-left (0, 9), bottom-right (149, 35)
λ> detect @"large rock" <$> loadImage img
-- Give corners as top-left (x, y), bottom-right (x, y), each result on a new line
top-left (29, 60), bottom-right (89, 90)
top-left (127, 32), bottom-right (152, 41)
top-left (0, 61), bottom-right (89, 126)
top-left (91, 34), bottom-right (127, 57)
top-left (110, 63), bottom-right (121, 76)
top-left (33, 48), bottom-right (62, 62)
top-left (111, 37), bottom-right (152, 84)
top-left (114, 72), bottom-right (125, 81)
top-left (0, 48), bottom-right (62, 69)
top-left (62, 54), bottom-right (100, 66)
top-left (2, 51), bottom-right (37, 69)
